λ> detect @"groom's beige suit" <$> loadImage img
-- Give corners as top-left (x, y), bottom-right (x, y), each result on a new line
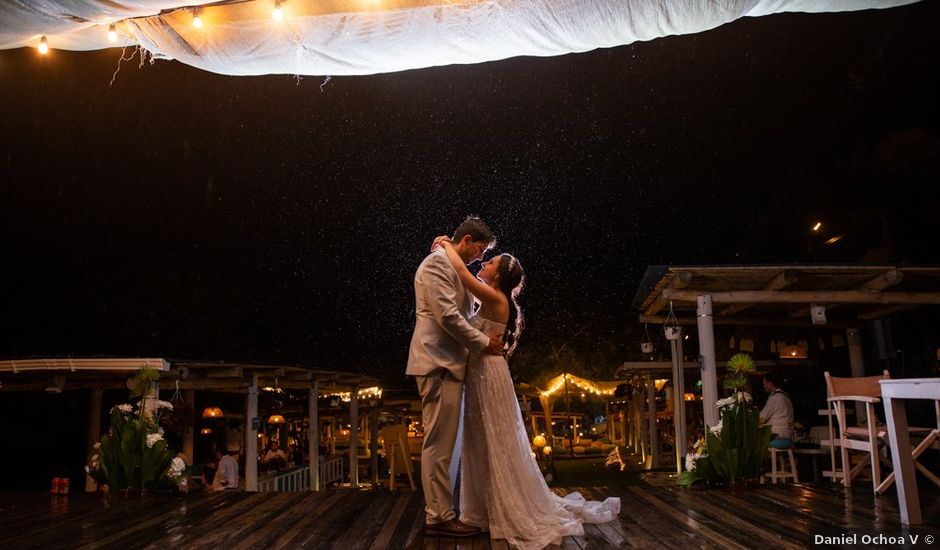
top-left (406, 248), bottom-right (490, 524)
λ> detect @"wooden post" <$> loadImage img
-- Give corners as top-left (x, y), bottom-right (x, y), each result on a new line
top-left (245, 374), bottom-right (259, 492)
top-left (638, 385), bottom-right (648, 463)
top-left (564, 375), bottom-right (574, 453)
top-left (604, 401), bottom-right (612, 443)
top-left (647, 374), bottom-right (659, 468)
top-left (85, 388), bottom-right (103, 492)
top-left (370, 406), bottom-right (379, 485)
top-left (349, 386), bottom-right (359, 486)
top-left (308, 381), bottom-right (320, 491)
top-left (183, 390), bottom-right (195, 465)
top-left (847, 328), bottom-right (867, 419)
top-left (143, 381), bottom-right (158, 419)
top-left (540, 395), bottom-right (553, 445)
top-left (696, 296), bottom-right (719, 428)
top-left (618, 410), bottom-right (626, 445)
top-left (671, 327), bottom-right (688, 473)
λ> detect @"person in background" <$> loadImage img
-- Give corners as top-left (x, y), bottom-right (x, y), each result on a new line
top-left (211, 448), bottom-right (240, 491)
top-left (262, 441), bottom-right (288, 470)
top-left (760, 372), bottom-right (795, 449)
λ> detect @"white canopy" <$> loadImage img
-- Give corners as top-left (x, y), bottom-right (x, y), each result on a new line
top-left (1, 0), bottom-right (919, 76)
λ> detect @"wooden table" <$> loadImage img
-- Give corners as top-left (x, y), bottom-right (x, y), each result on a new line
top-left (880, 378), bottom-right (940, 525)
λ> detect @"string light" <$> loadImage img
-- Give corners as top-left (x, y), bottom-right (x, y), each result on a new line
top-left (38, 36), bottom-right (49, 55)
top-left (272, 1), bottom-right (284, 21)
top-left (107, 24), bottom-right (117, 43)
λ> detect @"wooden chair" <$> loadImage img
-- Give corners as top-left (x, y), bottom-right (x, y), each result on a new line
top-left (380, 424), bottom-right (415, 491)
top-left (824, 370), bottom-right (891, 492)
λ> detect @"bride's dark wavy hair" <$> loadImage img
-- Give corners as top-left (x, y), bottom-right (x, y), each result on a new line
top-left (496, 254), bottom-right (525, 358)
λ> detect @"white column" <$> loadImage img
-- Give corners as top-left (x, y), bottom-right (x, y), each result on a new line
top-left (308, 381), bottom-right (320, 491)
top-left (245, 374), bottom-right (259, 491)
top-left (696, 295), bottom-right (719, 428)
top-left (183, 390), bottom-right (195, 465)
top-left (646, 374), bottom-right (659, 468)
top-left (349, 385), bottom-right (359, 486)
top-left (85, 388), bottom-right (103, 492)
top-left (847, 328), bottom-right (867, 419)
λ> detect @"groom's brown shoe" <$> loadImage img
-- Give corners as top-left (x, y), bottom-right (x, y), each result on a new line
top-left (425, 519), bottom-right (481, 537)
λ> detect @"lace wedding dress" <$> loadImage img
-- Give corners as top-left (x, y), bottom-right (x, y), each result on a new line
top-left (459, 317), bottom-right (621, 549)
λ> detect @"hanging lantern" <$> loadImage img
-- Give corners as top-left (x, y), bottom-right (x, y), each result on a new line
top-left (533, 434), bottom-right (547, 448)
top-left (640, 323), bottom-right (653, 353)
top-left (268, 414), bottom-right (286, 424)
top-left (199, 428), bottom-right (213, 435)
top-left (202, 407), bottom-right (224, 418)
top-left (542, 446), bottom-right (552, 456)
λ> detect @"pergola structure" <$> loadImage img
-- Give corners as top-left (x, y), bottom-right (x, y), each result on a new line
top-left (0, 357), bottom-right (380, 491)
top-left (633, 265), bottom-right (940, 470)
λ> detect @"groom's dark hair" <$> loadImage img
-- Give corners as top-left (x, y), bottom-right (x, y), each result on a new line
top-left (452, 215), bottom-right (496, 247)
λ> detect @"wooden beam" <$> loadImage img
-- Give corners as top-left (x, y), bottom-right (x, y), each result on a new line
top-left (721, 269), bottom-right (797, 316)
top-left (644, 270), bottom-right (692, 316)
top-left (662, 289), bottom-right (940, 305)
top-left (790, 268), bottom-right (904, 318)
top-left (638, 314), bottom-right (852, 329)
top-left (858, 304), bottom-right (920, 320)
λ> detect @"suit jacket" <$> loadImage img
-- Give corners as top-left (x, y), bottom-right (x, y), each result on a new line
top-left (406, 248), bottom-right (490, 380)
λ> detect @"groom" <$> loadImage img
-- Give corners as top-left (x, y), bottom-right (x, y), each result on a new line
top-left (406, 216), bottom-right (503, 537)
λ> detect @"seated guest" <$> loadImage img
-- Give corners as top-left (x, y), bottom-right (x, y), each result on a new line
top-left (262, 441), bottom-right (288, 470)
top-left (211, 448), bottom-right (240, 491)
top-left (760, 372), bottom-right (795, 449)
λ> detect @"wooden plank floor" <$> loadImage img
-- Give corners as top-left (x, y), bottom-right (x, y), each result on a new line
top-left (0, 476), bottom-right (937, 549)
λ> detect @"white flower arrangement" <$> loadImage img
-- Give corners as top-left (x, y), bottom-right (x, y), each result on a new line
top-left (113, 404), bottom-right (133, 414)
top-left (685, 452), bottom-right (703, 471)
top-left (709, 421), bottom-right (723, 436)
top-left (146, 433), bottom-right (164, 448)
top-left (156, 400), bottom-right (174, 411)
top-left (715, 391), bottom-right (753, 409)
top-left (169, 457), bottom-right (186, 478)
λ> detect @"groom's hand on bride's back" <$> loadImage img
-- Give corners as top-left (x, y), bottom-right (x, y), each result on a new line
top-left (485, 334), bottom-right (504, 355)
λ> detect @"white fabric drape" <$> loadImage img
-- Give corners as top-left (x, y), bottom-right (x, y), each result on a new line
top-left (0, 0), bottom-right (919, 76)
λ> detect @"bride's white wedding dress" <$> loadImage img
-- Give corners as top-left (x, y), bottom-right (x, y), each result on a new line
top-left (459, 316), bottom-right (621, 550)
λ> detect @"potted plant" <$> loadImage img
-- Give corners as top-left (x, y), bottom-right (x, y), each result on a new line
top-left (87, 368), bottom-right (187, 495)
top-left (677, 354), bottom-right (771, 489)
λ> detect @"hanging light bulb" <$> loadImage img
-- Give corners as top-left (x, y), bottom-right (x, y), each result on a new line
top-left (272, 1), bottom-right (284, 21)
top-left (107, 24), bottom-right (117, 43)
top-left (192, 9), bottom-right (203, 28)
top-left (38, 36), bottom-right (49, 55)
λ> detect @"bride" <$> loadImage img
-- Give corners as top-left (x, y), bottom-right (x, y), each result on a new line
top-left (433, 236), bottom-right (620, 550)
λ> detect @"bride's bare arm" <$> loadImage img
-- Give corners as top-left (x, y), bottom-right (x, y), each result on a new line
top-left (439, 240), bottom-right (505, 306)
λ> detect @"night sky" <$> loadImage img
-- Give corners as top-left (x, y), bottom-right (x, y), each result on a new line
top-left (1, 3), bottom-right (938, 389)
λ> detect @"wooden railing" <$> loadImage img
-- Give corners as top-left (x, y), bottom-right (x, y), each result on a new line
top-left (258, 457), bottom-right (344, 492)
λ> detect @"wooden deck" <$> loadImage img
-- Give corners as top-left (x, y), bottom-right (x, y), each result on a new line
top-left (0, 475), bottom-right (937, 549)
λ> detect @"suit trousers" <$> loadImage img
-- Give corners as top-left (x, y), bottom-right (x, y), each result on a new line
top-left (415, 370), bottom-right (463, 524)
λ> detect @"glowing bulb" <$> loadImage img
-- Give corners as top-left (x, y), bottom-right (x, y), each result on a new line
top-left (108, 24), bottom-right (117, 43)
top-left (272, 2), bottom-right (283, 21)
top-left (193, 13), bottom-right (203, 28)
top-left (38, 36), bottom-right (49, 54)
top-left (812, 221), bottom-right (822, 232)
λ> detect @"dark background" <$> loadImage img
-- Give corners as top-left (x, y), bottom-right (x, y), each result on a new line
top-left (1, 2), bottom-right (938, 442)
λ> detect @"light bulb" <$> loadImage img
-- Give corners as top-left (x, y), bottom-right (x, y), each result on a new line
top-left (193, 12), bottom-right (203, 28)
top-left (108, 24), bottom-right (117, 43)
top-left (273, 3), bottom-right (284, 21)
top-left (38, 36), bottom-right (49, 54)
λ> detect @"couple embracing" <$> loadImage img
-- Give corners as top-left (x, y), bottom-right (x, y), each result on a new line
top-left (406, 216), bottom-right (620, 550)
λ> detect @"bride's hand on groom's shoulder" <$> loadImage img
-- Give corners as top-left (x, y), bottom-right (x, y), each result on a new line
top-left (430, 235), bottom-right (452, 252)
